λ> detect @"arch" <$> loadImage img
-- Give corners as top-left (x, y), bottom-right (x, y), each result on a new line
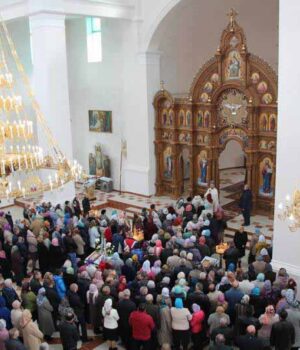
top-left (153, 11), bottom-right (277, 209)
top-left (144, 0), bottom-right (183, 51)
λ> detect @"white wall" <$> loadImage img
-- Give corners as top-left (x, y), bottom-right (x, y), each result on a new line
top-left (66, 17), bottom-right (127, 190)
top-left (149, 0), bottom-right (279, 94)
top-left (272, 0), bottom-right (300, 287)
top-left (219, 140), bottom-right (245, 170)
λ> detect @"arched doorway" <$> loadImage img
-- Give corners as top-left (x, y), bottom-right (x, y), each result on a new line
top-left (219, 139), bottom-right (246, 212)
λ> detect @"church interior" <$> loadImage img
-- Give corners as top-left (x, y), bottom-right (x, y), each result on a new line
top-left (0, 0), bottom-right (300, 349)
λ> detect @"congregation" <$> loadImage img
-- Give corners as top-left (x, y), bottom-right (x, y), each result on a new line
top-left (0, 193), bottom-right (297, 350)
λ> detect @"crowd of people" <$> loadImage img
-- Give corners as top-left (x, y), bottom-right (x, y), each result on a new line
top-left (0, 191), bottom-right (297, 350)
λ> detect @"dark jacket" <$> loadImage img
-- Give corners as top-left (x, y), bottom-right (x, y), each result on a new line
top-left (68, 290), bottom-right (85, 318)
top-left (59, 320), bottom-right (79, 350)
top-left (234, 231), bottom-right (248, 257)
top-left (117, 298), bottom-right (136, 330)
top-left (4, 339), bottom-right (27, 350)
top-left (239, 189), bottom-right (252, 211)
top-left (82, 197), bottom-right (91, 213)
top-left (145, 303), bottom-right (161, 329)
top-left (211, 325), bottom-right (234, 345)
top-left (236, 334), bottom-right (264, 350)
top-left (270, 319), bottom-right (295, 350)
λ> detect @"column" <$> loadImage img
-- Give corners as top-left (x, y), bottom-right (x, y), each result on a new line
top-left (272, 0), bottom-right (300, 293)
top-left (122, 20), bottom-right (161, 196)
top-left (29, 13), bottom-right (75, 203)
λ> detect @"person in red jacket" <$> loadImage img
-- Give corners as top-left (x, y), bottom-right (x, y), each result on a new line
top-left (190, 303), bottom-right (205, 350)
top-left (129, 303), bottom-right (155, 350)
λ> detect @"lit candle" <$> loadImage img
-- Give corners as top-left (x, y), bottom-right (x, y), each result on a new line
top-left (10, 159), bottom-right (13, 172)
top-left (5, 189), bottom-right (9, 200)
top-left (22, 187), bottom-right (25, 198)
top-left (55, 173), bottom-right (58, 183)
top-left (8, 182), bottom-right (12, 193)
top-left (9, 125), bottom-right (13, 138)
top-left (16, 125), bottom-right (20, 137)
top-left (1, 127), bottom-right (4, 139)
top-left (17, 180), bottom-right (21, 191)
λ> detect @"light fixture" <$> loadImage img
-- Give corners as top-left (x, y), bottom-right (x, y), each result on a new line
top-left (0, 17), bottom-right (83, 200)
top-left (277, 190), bottom-right (300, 232)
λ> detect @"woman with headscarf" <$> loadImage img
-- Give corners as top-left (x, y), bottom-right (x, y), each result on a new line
top-left (20, 310), bottom-right (43, 350)
top-left (157, 293), bottom-right (172, 347)
top-left (109, 253), bottom-right (124, 275)
top-left (102, 298), bottom-right (119, 350)
top-left (255, 235), bottom-right (268, 256)
top-left (49, 238), bottom-right (65, 271)
top-left (207, 306), bottom-right (230, 335)
top-left (21, 282), bottom-right (37, 320)
top-left (170, 298), bottom-right (192, 350)
top-left (86, 283), bottom-right (100, 333)
top-left (258, 305), bottom-right (279, 347)
top-left (140, 260), bottom-right (154, 279)
top-left (36, 287), bottom-right (55, 340)
top-left (234, 294), bottom-right (254, 335)
top-left (118, 276), bottom-right (127, 292)
top-left (10, 246), bottom-right (24, 287)
top-left (154, 240), bottom-right (163, 257)
top-left (11, 300), bottom-right (22, 331)
top-left (0, 319), bottom-right (8, 350)
top-left (190, 303), bottom-right (205, 350)
top-left (151, 260), bottom-right (162, 277)
top-left (92, 270), bottom-right (104, 290)
top-left (286, 289), bottom-right (300, 349)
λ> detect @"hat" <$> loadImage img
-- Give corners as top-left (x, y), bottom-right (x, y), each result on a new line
top-left (166, 214), bottom-right (173, 221)
top-left (163, 208), bottom-right (169, 215)
top-left (123, 289), bottom-right (131, 297)
top-left (187, 252), bottom-right (193, 261)
top-left (260, 248), bottom-right (268, 256)
top-left (202, 229), bottom-right (211, 237)
top-left (190, 235), bottom-right (196, 243)
top-left (251, 287), bottom-right (260, 296)
top-left (162, 276), bottom-right (170, 285)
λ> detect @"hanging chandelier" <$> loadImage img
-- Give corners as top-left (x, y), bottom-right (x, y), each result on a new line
top-left (0, 18), bottom-right (82, 200)
top-left (277, 191), bottom-right (300, 232)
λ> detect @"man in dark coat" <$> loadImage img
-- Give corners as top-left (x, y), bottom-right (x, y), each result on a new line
top-left (236, 325), bottom-right (263, 350)
top-left (270, 309), bottom-right (295, 350)
top-left (187, 282), bottom-right (211, 319)
top-left (239, 184), bottom-right (252, 226)
top-left (117, 289), bottom-right (136, 350)
top-left (59, 312), bottom-right (79, 350)
top-left (82, 195), bottom-right (91, 215)
top-left (223, 241), bottom-right (240, 271)
top-left (67, 283), bottom-right (88, 342)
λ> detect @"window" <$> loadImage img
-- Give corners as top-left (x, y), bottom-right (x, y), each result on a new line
top-left (86, 17), bottom-right (102, 63)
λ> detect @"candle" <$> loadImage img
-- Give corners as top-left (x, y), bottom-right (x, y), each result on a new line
top-left (17, 181), bottom-right (21, 191)
top-left (5, 189), bottom-right (9, 200)
top-left (9, 125), bottom-right (13, 138)
top-left (55, 173), bottom-right (58, 183)
top-left (10, 159), bottom-right (13, 172)
top-left (30, 156), bottom-right (33, 169)
top-left (22, 187), bottom-right (25, 198)
top-left (16, 125), bottom-right (20, 137)
top-left (1, 160), bottom-right (5, 175)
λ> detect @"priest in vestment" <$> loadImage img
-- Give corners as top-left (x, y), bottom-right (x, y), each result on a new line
top-left (205, 182), bottom-right (219, 212)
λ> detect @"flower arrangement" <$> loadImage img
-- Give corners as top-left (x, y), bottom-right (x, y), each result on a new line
top-left (105, 242), bottom-right (114, 257)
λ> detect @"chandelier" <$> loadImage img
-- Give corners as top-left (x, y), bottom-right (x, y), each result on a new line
top-left (0, 18), bottom-right (82, 200)
top-left (277, 190), bottom-right (300, 232)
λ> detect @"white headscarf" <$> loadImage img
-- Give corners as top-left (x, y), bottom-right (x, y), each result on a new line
top-left (103, 298), bottom-right (112, 314)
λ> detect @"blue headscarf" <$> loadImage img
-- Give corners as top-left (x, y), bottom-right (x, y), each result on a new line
top-left (228, 263), bottom-right (236, 272)
top-left (175, 298), bottom-right (183, 309)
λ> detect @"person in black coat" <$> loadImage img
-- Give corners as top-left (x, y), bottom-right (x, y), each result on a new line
top-left (223, 241), bottom-right (240, 270)
top-left (236, 325), bottom-right (263, 350)
top-left (187, 282), bottom-right (211, 318)
top-left (270, 309), bottom-right (295, 350)
top-left (239, 184), bottom-right (252, 226)
top-left (233, 227), bottom-right (248, 266)
top-left (82, 196), bottom-right (91, 215)
top-left (72, 196), bottom-right (81, 218)
top-left (67, 283), bottom-right (88, 342)
top-left (117, 289), bottom-right (136, 349)
top-left (59, 312), bottom-right (79, 350)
